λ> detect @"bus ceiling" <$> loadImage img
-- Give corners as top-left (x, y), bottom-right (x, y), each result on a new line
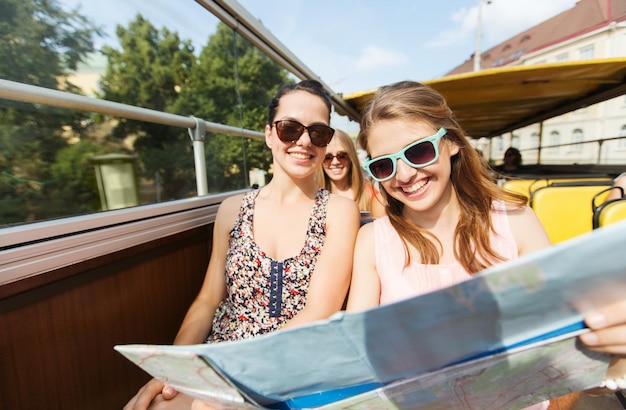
top-left (343, 58), bottom-right (626, 139)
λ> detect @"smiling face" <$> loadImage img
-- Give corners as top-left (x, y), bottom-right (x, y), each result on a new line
top-left (322, 137), bottom-right (351, 183)
top-left (367, 118), bottom-right (459, 216)
top-left (265, 90), bottom-right (331, 180)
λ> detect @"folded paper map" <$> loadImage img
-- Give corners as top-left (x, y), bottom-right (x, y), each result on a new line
top-left (116, 220), bottom-right (626, 409)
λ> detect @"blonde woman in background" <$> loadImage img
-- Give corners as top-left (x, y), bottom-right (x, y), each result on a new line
top-left (317, 129), bottom-right (385, 222)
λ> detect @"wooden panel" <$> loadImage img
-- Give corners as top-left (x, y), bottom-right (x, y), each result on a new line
top-left (0, 225), bottom-right (213, 409)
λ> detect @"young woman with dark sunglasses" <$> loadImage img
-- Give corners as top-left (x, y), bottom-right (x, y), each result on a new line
top-left (317, 128), bottom-right (385, 222)
top-left (125, 79), bottom-right (360, 410)
top-left (346, 80), bottom-right (626, 408)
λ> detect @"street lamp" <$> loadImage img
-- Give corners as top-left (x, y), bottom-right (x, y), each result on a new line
top-left (474, 0), bottom-right (492, 71)
top-left (90, 153), bottom-right (139, 211)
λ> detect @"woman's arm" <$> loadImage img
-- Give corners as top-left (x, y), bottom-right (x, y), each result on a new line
top-left (282, 195), bottom-right (360, 329)
top-left (124, 194), bottom-right (242, 410)
top-left (606, 173), bottom-right (626, 202)
top-left (171, 195), bottom-right (241, 344)
top-left (345, 223), bottom-right (381, 312)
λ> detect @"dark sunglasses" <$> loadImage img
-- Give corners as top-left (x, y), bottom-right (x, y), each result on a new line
top-left (324, 152), bottom-right (349, 163)
top-left (362, 128), bottom-right (447, 182)
top-left (273, 120), bottom-right (335, 148)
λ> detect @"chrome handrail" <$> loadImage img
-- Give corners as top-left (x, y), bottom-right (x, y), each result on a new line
top-left (0, 79), bottom-right (264, 196)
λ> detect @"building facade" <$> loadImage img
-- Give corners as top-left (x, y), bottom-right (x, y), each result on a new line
top-left (448, 0), bottom-right (626, 166)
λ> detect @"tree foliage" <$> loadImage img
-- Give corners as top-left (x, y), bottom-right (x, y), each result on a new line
top-left (99, 14), bottom-right (198, 200)
top-left (0, 0), bottom-right (101, 224)
top-left (178, 23), bottom-right (291, 191)
top-left (101, 18), bottom-right (291, 195)
top-left (0, 5), bottom-right (293, 226)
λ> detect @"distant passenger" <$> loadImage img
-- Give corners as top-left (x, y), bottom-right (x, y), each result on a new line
top-left (317, 128), bottom-right (385, 223)
top-left (492, 147), bottom-right (523, 176)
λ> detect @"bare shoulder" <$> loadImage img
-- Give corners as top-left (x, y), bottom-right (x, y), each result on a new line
top-left (504, 202), bottom-right (535, 218)
top-left (357, 220), bottom-right (375, 242)
top-left (326, 193), bottom-right (360, 224)
top-left (505, 204), bottom-right (552, 255)
top-left (215, 193), bottom-right (246, 230)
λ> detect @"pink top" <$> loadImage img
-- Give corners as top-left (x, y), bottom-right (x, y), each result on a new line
top-left (374, 201), bottom-right (518, 304)
top-left (373, 201), bottom-right (549, 410)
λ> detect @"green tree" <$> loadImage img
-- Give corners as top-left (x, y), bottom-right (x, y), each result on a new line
top-left (0, 0), bottom-right (101, 224)
top-left (100, 14), bottom-right (196, 200)
top-left (101, 18), bottom-right (291, 197)
top-left (46, 140), bottom-right (105, 215)
top-left (177, 23), bottom-right (291, 191)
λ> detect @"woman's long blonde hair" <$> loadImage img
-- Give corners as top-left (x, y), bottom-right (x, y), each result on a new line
top-left (317, 129), bottom-right (372, 212)
top-left (358, 81), bottom-right (527, 274)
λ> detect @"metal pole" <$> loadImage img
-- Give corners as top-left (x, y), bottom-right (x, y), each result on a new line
top-left (189, 116), bottom-right (209, 196)
top-left (537, 121), bottom-right (544, 164)
top-left (474, 0), bottom-right (491, 72)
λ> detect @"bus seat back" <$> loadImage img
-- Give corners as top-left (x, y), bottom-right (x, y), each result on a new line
top-left (502, 179), bottom-right (536, 204)
top-left (594, 199), bottom-right (626, 229)
top-left (505, 177), bottom-right (611, 207)
top-left (531, 184), bottom-right (610, 244)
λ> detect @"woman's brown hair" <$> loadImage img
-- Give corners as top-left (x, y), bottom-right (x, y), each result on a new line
top-left (358, 81), bottom-right (527, 273)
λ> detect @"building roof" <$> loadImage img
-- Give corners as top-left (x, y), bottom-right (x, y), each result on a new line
top-left (342, 1), bottom-right (626, 137)
top-left (447, 0), bottom-right (626, 76)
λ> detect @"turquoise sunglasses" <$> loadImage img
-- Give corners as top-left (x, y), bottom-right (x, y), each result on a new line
top-left (362, 128), bottom-right (447, 182)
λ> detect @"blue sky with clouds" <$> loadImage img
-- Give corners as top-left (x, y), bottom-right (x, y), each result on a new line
top-left (61, 0), bottom-right (578, 131)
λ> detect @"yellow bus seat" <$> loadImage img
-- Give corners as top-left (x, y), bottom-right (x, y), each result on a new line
top-left (502, 179), bottom-right (538, 204)
top-left (596, 200), bottom-right (626, 229)
top-left (592, 186), bottom-right (626, 229)
top-left (529, 176), bottom-right (612, 194)
top-left (503, 177), bottom-right (611, 207)
top-left (530, 184), bottom-right (610, 244)
top-left (527, 178), bottom-right (549, 196)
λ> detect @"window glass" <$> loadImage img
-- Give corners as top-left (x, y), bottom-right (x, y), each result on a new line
top-left (0, 0), bottom-right (290, 227)
top-left (579, 45), bottom-right (594, 60)
top-left (511, 134), bottom-right (520, 148)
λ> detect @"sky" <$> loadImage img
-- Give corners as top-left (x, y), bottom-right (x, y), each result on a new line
top-left (61, 0), bottom-right (578, 132)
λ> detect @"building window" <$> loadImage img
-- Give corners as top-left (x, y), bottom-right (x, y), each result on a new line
top-left (495, 136), bottom-right (504, 152)
top-left (511, 134), bottom-right (520, 148)
top-left (548, 131), bottom-right (560, 153)
top-left (520, 34), bottom-right (531, 43)
top-left (620, 125), bottom-right (626, 148)
top-left (510, 50), bottom-right (525, 60)
top-left (556, 53), bottom-right (568, 62)
top-left (571, 129), bottom-right (583, 151)
top-left (579, 45), bottom-right (594, 60)
top-left (531, 132), bottom-right (540, 149)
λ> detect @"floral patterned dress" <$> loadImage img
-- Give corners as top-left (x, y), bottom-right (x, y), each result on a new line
top-left (207, 188), bottom-right (329, 343)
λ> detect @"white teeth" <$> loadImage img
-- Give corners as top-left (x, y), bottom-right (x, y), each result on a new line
top-left (290, 152), bottom-right (310, 159)
top-left (403, 179), bottom-right (428, 194)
